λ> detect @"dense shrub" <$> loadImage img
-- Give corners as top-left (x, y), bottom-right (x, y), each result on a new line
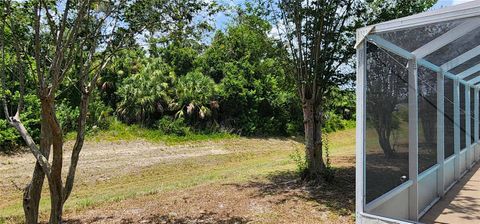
top-left (97, 49), bottom-right (145, 109)
top-left (322, 87), bottom-right (356, 133)
top-left (0, 119), bottom-right (18, 151)
top-left (57, 101), bottom-right (80, 133)
top-left (175, 70), bottom-right (217, 121)
top-left (156, 117), bottom-right (190, 136)
top-left (105, 12), bottom-right (353, 137)
top-left (116, 58), bottom-right (175, 126)
top-left (87, 93), bottom-right (114, 130)
top-left (197, 12), bottom-right (301, 136)
top-left (0, 94), bottom-right (40, 152)
top-left (57, 92), bottom-right (113, 134)
top-left (323, 111), bottom-right (356, 133)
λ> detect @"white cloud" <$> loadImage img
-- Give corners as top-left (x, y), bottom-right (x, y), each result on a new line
top-left (452, 0), bottom-right (475, 5)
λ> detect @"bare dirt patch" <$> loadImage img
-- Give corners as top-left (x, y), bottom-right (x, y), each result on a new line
top-left (0, 138), bottom-right (299, 194)
top-left (63, 158), bottom-right (355, 224)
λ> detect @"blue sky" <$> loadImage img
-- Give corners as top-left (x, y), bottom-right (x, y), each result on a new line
top-left (205, 0), bottom-right (473, 43)
top-left (214, 0), bottom-right (473, 30)
top-left (433, 0), bottom-right (474, 9)
top-left (213, 0), bottom-right (246, 31)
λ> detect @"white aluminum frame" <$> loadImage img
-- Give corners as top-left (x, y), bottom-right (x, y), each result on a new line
top-left (356, 1), bottom-right (480, 223)
top-left (441, 45), bottom-right (480, 72)
top-left (412, 18), bottom-right (480, 59)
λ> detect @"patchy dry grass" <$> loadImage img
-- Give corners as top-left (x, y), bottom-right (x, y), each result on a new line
top-left (0, 128), bottom-right (356, 224)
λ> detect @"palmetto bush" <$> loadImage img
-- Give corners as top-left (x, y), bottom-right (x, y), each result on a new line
top-left (116, 58), bottom-right (175, 126)
top-left (174, 70), bottom-right (217, 120)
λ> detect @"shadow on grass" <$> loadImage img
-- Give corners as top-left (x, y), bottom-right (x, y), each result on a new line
top-left (227, 166), bottom-right (355, 217)
top-left (64, 212), bottom-right (250, 224)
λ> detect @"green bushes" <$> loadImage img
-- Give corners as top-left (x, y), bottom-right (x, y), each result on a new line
top-left (0, 94), bottom-right (40, 152)
top-left (57, 93), bottom-right (113, 134)
top-left (107, 13), bottom-right (305, 136)
top-left (156, 117), bottom-right (190, 136)
top-left (88, 94), bottom-right (114, 130)
top-left (323, 112), bottom-right (356, 133)
top-left (98, 11), bottom-right (353, 138)
top-left (0, 119), bottom-right (18, 151)
top-left (116, 58), bottom-right (174, 126)
top-left (57, 101), bottom-right (80, 132)
top-left (175, 70), bottom-right (217, 121)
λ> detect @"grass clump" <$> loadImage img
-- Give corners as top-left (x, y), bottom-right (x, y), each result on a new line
top-left (66, 119), bottom-right (236, 145)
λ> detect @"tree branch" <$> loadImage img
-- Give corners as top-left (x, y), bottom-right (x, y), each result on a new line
top-left (8, 118), bottom-right (52, 181)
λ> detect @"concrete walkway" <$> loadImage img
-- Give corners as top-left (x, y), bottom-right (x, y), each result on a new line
top-left (421, 162), bottom-right (480, 224)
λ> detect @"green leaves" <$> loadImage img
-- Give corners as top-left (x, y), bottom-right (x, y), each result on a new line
top-left (196, 10), bottom-right (300, 135)
top-left (365, 0), bottom-right (437, 25)
top-left (175, 70), bottom-right (216, 119)
top-left (125, 0), bottom-right (220, 48)
top-left (116, 58), bottom-right (174, 125)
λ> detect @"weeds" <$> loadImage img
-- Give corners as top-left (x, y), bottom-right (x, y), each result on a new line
top-left (290, 148), bottom-right (308, 175)
top-left (322, 132), bottom-right (335, 182)
top-left (66, 119), bottom-right (237, 145)
top-left (78, 199), bottom-right (94, 209)
top-left (290, 131), bottom-right (335, 182)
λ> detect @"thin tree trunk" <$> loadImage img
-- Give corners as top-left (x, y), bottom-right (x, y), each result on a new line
top-left (64, 93), bottom-right (89, 202)
top-left (303, 99), bottom-right (325, 177)
top-left (48, 135), bottom-right (63, 224)
top-left (41, 98), bottom-right (64, 224)
top-left (23, 113), bottom-right (52, 224)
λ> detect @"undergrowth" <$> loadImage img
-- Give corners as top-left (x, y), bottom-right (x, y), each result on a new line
top-left (65, 119), bottom-right (237, 145)
top-left (290, 131), bottom-right (336, 182)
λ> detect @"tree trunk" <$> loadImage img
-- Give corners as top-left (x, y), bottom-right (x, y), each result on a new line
top-left (378, 130), bottom-right (395, 158)
top-left (48, 135), bottom-right (64, 224)
top-left (373, 109), bottom-right (396, 158)
top-left (303, 99), bottom-right (325, 177)
top-left (64, 93), bottom-right (89, 202)
top-left (23, 113), bottom-right (52, 224)
top-left (41, 98), bottom-right (64, 224)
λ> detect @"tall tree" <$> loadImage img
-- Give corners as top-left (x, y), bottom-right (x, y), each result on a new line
top-left (198, 7), bottom-right (298, 136)
top-left (267, 0), bottom-right (363, 177)
top-left (1, 0), bottom-right (130, 223)
top-left (125, 0), bottom-right (220, 54)
top-left (267, 0), bottom-right (436, 177)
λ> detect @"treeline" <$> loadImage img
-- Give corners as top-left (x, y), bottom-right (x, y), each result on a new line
top-left (0, 6), bottom-right (354, 152)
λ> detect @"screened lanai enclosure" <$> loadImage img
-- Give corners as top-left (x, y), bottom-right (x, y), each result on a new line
top-left (355, 1), bottom-right (480, 223)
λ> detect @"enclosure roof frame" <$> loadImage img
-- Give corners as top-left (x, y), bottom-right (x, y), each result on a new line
top-left (357, 0), bottom-right (480, 88)
top-left (357, 0), bottom-right (480, 36)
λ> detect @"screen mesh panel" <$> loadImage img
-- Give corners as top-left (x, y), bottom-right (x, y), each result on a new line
top-left (449, 55), bottom-right (480, 75)
top-left (365, 42), bottom-right (409, 203)
top-left (444, 78), bottom-right (455, 158)
top-left (425, 27), bottom-right (480, 67)
top-left (418, 67), bottom-right (438, 173)
top-left (378, 20), bottom-right (465, 53)
top-left (461, 84), bottom-right (466, 150)
top-left (471, 87), bottom-right (475, 144)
